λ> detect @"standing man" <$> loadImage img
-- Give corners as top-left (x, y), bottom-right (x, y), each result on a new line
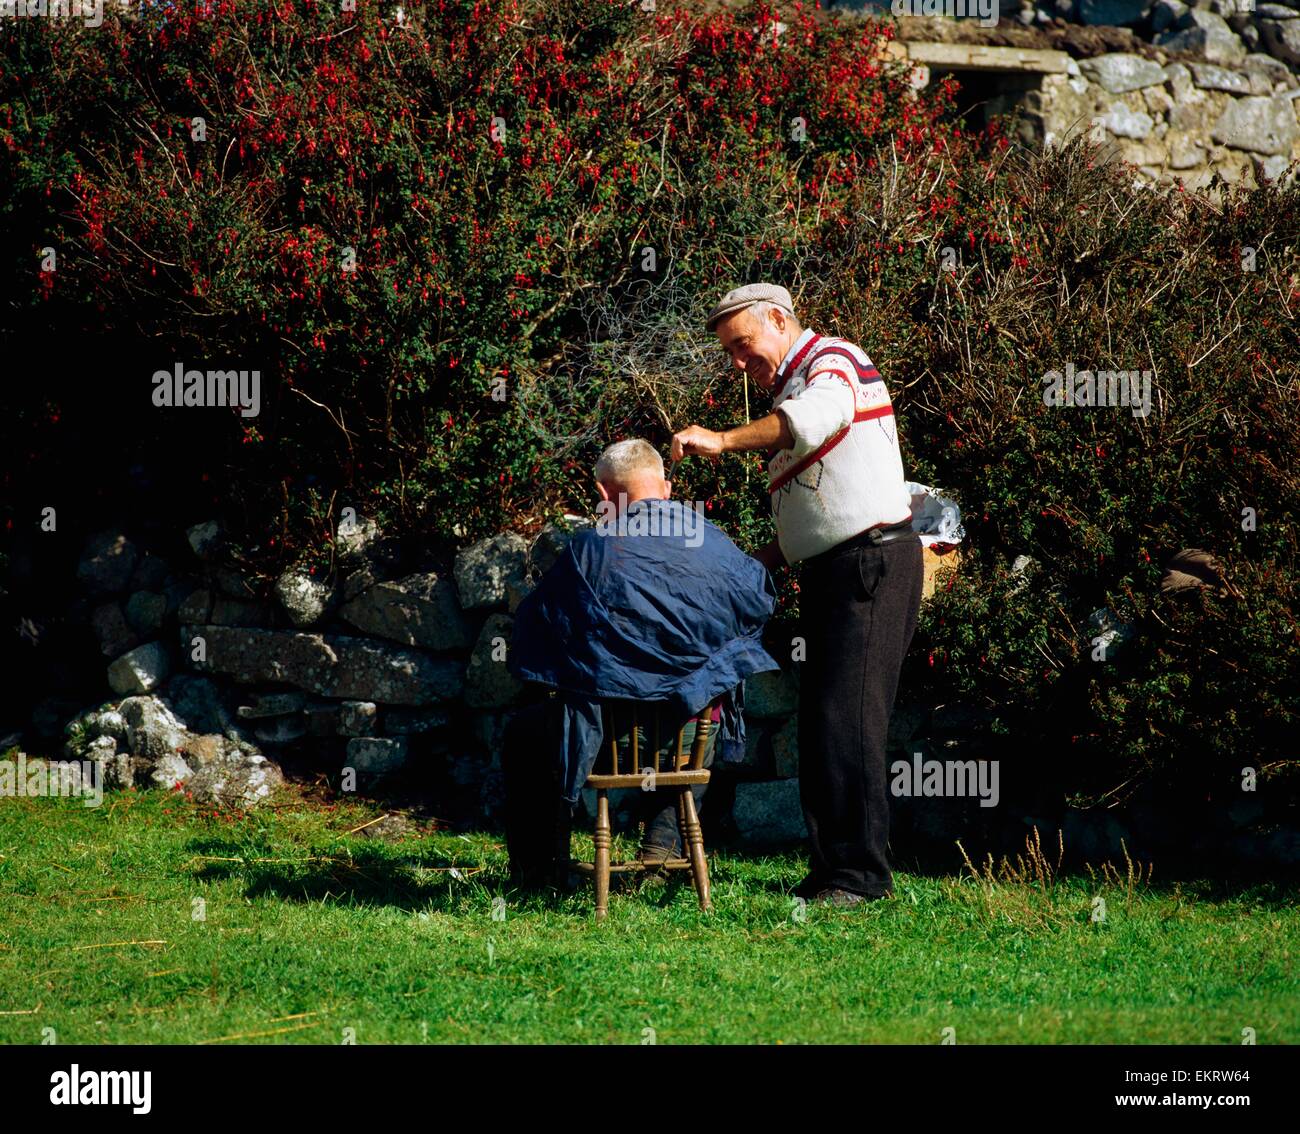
top-left (671, 283), bottom-right (924, 905)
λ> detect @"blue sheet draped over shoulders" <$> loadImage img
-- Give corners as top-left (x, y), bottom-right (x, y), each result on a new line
top-left (508, 498), bottom-right (780, 803)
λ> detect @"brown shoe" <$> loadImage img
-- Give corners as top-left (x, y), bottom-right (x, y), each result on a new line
top-left (811, 887), bottom-right (889, 906)
top-left (637, 842), bottom-right (675, 867)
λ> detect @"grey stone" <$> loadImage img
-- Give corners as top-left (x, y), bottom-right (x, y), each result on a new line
top-left (528, 516), bottom-right (595, 580)
top-left (150, 751), bottom-right (195, 790)
top-left (88, 735), bottom-right (136, 791)
top-left (236, 691), bottom-right (308, 719)
top-left (1251, 152), bottom-right (1294, 181)
top-left (336, 513), bottom-right (380, 561)
top-left (118, 695), bottom-right (187, 762)
top-left (1244, 52), bottom-right (1298, 87)
top-left (107, 642), bottom-right (171, 695)
top-left (771, 716), bottom-right (800, 779)
top-left (732, 779), bottom-right (807, 845)
top-left (383, 708), bottom-right (453, 735)
top-left (1190, 62), bottom-right (1255, 91)
top-left (92, 602), bottom-right (138, 658)
top-left (177, 587), bottom-right (213, 624)
top-left (63, 706), bottom-right (117, 758)
top-left (346, 737), bottom-right (409, 778)
top-left (454, 533), bottom-right (529, 610)
top-left (209, 596), bottom-right (271, 628)
top-left (338, 701), bottom-right (378, 737)
top-left (188, 626), bottom-right (465, 705)
top-left (340, 558), bottom-right (403, 602)
top-left (1080, 53), bottom-right (1169, 93)
top-left (213, 568), bottom-right (257, 600)
top-left (1152, 0), bottom-right (1189, 30)
top-left (129, 553), bottom-right (171, 592)
top-left (125, 591), bottom-right (167, 637)
top-left (163, 577), bottom-right (195, 618)
top-left (274, 569), bottom-right (334, 628)
top-left (1077, 0), bottom-right (1153, 22)
top-left (1102, 102), bottom-right (1156, 138)
top-left (743, 669), bottom-right (798, 719)
top-left (304, 703), bottom-right (341, 737)
top-left (253, 716), bottom-right (306, 745)
top-left (77, 530), bottom-right (139, 595)
top-left (464, 613), bottom-right (524, 709)
top-left (160, 675), bottom-right (232, 735)
top-left (186, 520), bottom-right (223, 562)
top-left (93, 709), bottom-right (128, 745)
top-left (1255, 3), bottom-right (1300, 16)
top-left (180, 734), bottom-right (281, 807)
top-left (1212, 94), bottom-right (1299, 152)
top-left (1164, 61), bottom-right (1198, 100)
top-left (1169, 136), bottom-right (1207, 166)
top-left (1144, 84), bottom-right (1176, 113)
top-left (1157, 24), bottom-right (1249, 64)
top-left (1258, 17), bottom-right (1300, 65)
top-left (338, 572), bottom-right (470, 651)
top-left (505, 573), bottom-right (535, 615)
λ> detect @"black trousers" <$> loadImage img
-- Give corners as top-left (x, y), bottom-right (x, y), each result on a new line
top-left (501, 697), bottom-right (714, 881)
top-left (797, 532), bottom-right (923, 897)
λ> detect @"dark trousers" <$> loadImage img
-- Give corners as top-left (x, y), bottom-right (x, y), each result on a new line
top-left (501, 699), bottom-right (714, 881)
top-left (797, 532), bottom-right (923, 897)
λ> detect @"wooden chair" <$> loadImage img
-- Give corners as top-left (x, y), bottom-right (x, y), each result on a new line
top-left (567, 697), bottom-right (718, 920)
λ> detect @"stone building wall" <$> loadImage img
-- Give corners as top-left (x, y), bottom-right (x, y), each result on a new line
top-left (847, 0), bottom-right (1300, 190)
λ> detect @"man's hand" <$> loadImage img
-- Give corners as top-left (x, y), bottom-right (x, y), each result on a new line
top-left (672, 411), bottom-right (794, 465)
top-left (670, 425), bottom-right (727, 462)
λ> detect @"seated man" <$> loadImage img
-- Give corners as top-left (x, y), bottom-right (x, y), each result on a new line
top-left (504, 438), bottom-right (780, 885)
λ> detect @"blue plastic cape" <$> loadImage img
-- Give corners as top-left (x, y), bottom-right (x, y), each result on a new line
top-left (509, 498), bottom-right (781, 803)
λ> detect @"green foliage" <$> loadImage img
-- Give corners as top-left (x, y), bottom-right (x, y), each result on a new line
top-left (2, 2), bottom-right (1297, 805)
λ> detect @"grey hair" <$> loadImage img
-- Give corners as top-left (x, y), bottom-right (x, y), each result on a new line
top-left (748, 300), bottom-right (802, 332)
top-left (593, 438), bottom-right (664, 486)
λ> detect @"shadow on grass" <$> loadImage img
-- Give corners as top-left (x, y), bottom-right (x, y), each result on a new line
top-left (182, 833), bottom-right (709, 915)
top-left (179, 823), bottom-right (1300, 916)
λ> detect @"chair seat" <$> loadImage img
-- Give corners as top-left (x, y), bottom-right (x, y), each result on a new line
top-left (584, 770), bottom-right (711, 789)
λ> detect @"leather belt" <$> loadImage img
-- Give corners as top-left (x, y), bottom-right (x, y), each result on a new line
top-left (804, 518), bottom-right (916, 567)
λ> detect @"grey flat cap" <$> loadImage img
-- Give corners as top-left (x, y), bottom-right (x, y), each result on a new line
top-left (705, 283), bottom-right (795, 331)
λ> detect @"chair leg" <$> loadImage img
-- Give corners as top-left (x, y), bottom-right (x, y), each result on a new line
top-left (680, 788), bottom-right (712, 912)
top-left (675, 790), bottom-right (691, 862)
top-left (594, 790), bottom-right (611, 921)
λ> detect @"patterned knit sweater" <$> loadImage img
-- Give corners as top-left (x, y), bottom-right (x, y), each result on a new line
top-left (767, 328), bottom-right (913, 565)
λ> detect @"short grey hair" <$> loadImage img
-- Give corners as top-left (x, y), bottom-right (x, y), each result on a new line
top-left (593, 438), bottom-right (664, 486)
top-left (749, 300), bottom-right (802, 332)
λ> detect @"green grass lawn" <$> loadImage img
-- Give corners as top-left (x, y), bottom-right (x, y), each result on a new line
top-left (1, 784), bottom-right (1295, 1045)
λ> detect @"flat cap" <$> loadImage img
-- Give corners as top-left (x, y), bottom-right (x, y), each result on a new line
top-left (705, 282), bottom-right (795, 332)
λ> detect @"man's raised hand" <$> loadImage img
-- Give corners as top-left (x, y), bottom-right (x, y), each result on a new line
top-left (670, 424), bottom-right (727, 462)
